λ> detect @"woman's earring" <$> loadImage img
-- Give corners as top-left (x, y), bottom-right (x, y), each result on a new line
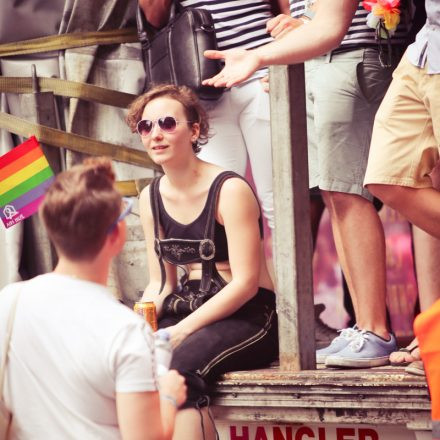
top-left (192, 139), bottom-right (201, 154)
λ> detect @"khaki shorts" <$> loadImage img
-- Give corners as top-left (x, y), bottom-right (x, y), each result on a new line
top-left (364, 54), bottom-right (440, 188)
top-left (305, 47), bottom-right (396, 201)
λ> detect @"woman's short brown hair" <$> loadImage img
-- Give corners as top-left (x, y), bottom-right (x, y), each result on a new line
top-left (39, 157), bottom-right (122, 261)
top-left (126, 84), bottom-right (210, 153)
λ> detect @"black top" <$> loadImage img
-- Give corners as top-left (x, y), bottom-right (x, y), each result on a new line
top-left (150, 171), bottom-right (263, 294)
top-left (157, 173), bottom-right (231, 263)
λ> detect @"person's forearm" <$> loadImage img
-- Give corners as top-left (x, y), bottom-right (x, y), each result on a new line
top-left (159, 397), bottom-right (178, 440)
top-left (139, 0), bottom-right (173, 28)
top-left (254, 0), bottom-right (357, 66)
top-left (177, 279), bottom-right (259, 335)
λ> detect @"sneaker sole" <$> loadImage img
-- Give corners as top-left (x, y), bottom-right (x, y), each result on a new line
top-left (405, 365), bottom-right (425, 376)
top-left (325, 355), bottom-right (390, 368)
top-left (316, 355), bottom-right (327, 364)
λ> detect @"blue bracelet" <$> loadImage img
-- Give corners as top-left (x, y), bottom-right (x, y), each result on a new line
top-left (161, 394), bottom-right (178, 408)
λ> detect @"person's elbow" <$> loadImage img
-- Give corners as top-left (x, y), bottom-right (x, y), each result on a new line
top-left (138, 0), bottom-right (169, 28)
top-left (326, 27), bottom-right (348, 50)
top-left (232, 274), bottom-right (260, 302)
top-left (311, 22), bottom-right (346, 54)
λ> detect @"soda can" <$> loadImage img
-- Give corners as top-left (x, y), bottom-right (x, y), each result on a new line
top-left (134, 301), bottom-right (158, 331)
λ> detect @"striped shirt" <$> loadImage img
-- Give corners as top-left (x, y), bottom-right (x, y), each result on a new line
top-left (179, 0), bottom-right (275, 50)
top-left (289, 0), bottom-right (409, 49)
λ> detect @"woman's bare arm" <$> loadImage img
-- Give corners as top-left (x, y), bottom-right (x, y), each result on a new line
top-left (139, 186), bottom-right (177, 315)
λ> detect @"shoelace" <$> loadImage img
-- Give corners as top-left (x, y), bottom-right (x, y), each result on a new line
top-left (331, 325), bottom-right (359, 345)
top-left (348, 330), bottom-right (369, 352)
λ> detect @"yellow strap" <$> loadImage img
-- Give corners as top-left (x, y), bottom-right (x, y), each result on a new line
top-left (115, 178), bottom-right (153, 197)
top-left (115, 180), bottom-right (139, 197)
top-left (0, 77), bottom-right (136, 109)
top-left (0, 28), bottom-right (138, 57)
top-left (0, 112), bottom-right (157, 169)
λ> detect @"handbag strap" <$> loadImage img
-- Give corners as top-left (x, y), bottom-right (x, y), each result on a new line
top-left (0, 287), bottom-right (22, 403)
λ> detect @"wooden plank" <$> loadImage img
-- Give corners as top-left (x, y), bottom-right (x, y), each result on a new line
top-left (212, 367), bottom-right (430, 428)
top-left (269, 64), bottom-right (315, 370)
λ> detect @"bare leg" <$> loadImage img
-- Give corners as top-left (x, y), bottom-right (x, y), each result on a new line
top-left (388, 208), bottom-right (440, 364)
top-left (310, 194), bottom-right (325, 248)
top-left (413, 226), bottom-right (440, 312)
top-left (173, 408), bottom-right (216, 440)
top-left (367, 184), bottom-right (440, 239)
top-left (321, 190), bottom-right (389, 339)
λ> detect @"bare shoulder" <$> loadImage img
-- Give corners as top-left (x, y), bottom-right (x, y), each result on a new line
top-left (139, 184), bottom-right (151, 203)
top-left (219, 176), bottom-right (254, 198)
top-left (218, 176), bottom-right (260, 217)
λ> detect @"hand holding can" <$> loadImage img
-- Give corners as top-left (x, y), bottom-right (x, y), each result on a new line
top-left (133, 301), bottom-right (158, 331)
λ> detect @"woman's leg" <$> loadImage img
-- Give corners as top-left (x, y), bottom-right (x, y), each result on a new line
top-left (168, 293), bottom-right (277, 438)
top-left (173, 408), bottom-right (217, 440)
top-left (237, 79), bottom-right (274, 230)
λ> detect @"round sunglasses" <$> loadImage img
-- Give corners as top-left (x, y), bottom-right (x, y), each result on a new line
top-left (136, 116), bottom-right (193, 137)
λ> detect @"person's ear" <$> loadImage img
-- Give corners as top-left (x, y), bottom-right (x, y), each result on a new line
top-left (191, 122), bottom-right (200, 141)
top-left (107, 221), bottom-right (126, 256)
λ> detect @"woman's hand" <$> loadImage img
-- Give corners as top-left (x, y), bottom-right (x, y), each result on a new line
top-left (141, 290), bottom-right (168, 317)
top-left (164, 324), bottom-right (191, 348)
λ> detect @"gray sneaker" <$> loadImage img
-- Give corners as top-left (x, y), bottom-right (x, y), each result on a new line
top-left (325, 331), bottom-right (397, 368)
top-left (316, 325), bottom-right (359, 364)
top-left (314, 303), bottom-right (339, 349)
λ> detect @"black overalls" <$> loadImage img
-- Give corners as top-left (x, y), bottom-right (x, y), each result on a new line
top-left (150, 171), bottom-right (278, 409)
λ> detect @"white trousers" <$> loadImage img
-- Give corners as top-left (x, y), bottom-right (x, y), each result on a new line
top-left (199, 79), bottom-right (274, 229)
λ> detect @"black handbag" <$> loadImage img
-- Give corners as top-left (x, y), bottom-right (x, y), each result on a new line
top-left (136, 2), bottom-right (224, 101)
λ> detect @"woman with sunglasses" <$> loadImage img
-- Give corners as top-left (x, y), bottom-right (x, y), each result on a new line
top-left (126, 84), bottom-right (278, 440)
top-left (139, 0), bottom-right (290, 283)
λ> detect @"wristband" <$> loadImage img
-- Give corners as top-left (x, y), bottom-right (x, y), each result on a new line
top-left (161, 394), bottom-right (178, 408)
top-left (302, 9), bottom-right (315, 20)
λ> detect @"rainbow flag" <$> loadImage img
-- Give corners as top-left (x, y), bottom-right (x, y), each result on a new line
top-left (0, 136), bottom-right (54, 229)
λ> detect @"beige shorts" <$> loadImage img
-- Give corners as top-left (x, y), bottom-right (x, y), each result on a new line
top-left (364, 54), bottom-right (440, 189)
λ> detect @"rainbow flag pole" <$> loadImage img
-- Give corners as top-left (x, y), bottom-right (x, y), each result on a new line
top-left (0, 136), bottom-right (54, 229)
